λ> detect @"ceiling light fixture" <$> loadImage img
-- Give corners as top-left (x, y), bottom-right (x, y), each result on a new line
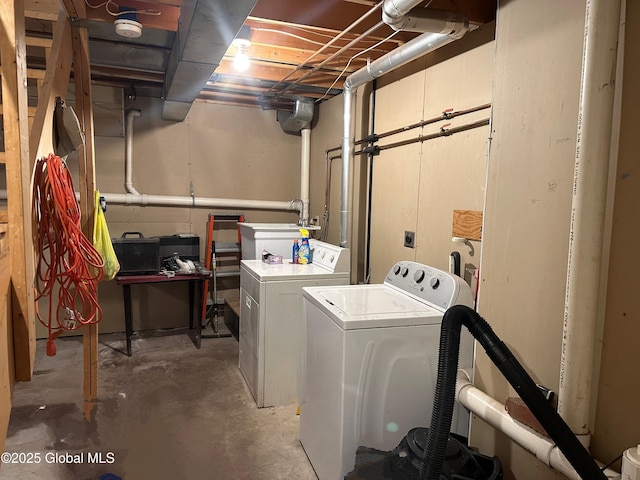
top-left (232, 26), bottom-right (252, 72)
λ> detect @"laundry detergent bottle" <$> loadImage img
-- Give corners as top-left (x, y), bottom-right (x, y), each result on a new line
top-left (298, 229), bottom-right (311, 264)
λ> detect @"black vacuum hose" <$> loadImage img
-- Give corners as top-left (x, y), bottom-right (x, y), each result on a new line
top-left (419, 304), bottom-right (607, 480)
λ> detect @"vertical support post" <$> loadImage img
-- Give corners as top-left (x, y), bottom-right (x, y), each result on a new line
top-left (0, 0), bottom-right (36, 381)
top-left (68, 8), bottom-right (99, 419)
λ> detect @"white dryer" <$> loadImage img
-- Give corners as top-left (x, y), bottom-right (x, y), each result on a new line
top-left (239, 239), bottom-right (350, 408)
top-left (299, 261), bottom-right (474, 480)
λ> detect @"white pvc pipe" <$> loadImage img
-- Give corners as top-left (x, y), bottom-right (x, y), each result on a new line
top-left (2, 190), bottom-right (296, 212)
top-left (559, 0), bottom-right (622, 434)
top-left (456, 372), bottom-right (621, 480)
top-left (101, 192), bottom-right (295, 211)
top-left (125, 109), bottom-right (141, 195)
top-left (340, 88), bottom-right (356, 247)
top-left (116, 109), bottom-right (300, 214)
top-left (301, 127), bottom-right (311, 225)
top-left (0, 111), bottom-right (300, 214)
top-left (340, 31), bottom-right (460, 247)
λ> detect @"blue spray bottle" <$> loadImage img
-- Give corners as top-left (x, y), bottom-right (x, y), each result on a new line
top-left (298, 229), bottom-right (311, 264)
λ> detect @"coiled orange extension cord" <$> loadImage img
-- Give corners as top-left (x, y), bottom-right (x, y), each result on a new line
top-left (32, 153), bottom-right (104, 356)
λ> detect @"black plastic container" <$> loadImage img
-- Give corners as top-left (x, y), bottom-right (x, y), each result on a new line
top-left (111, 232), bottom-right (159, 275)
top-left (154, 234), bottom-right (200, 262)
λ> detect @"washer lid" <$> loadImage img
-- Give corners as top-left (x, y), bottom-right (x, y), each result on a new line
top-left (304, 285), bottom-right (443, 330)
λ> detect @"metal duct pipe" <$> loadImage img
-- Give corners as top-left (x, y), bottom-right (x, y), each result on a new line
top-left (383, 2), bottom-right (468, 37)
top-left (340, 31), bottom-right (463, 247)
top-left (277, 97), bottom-right (315, 134)
top-left (559, 0), bottom-right (622, 436)
top-left (125, 109), bottom-right (141, 195)
top-left (381, 0), bottom-right (424, 22)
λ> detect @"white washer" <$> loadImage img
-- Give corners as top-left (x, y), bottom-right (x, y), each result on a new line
top-left (239, 239), bottom-right (350, 408)
top-left (300, 261), bottom-right (475, 480)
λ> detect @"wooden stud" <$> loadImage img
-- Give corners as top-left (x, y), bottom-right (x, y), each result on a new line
top-left (26, 35), bottom-right (53, 48)
top-left (0, 0), bottom-right (37, 381)
top-left (0, 223), bottom-right (14, 455)
top-left (67, 2), bottom-right (100, 419)
top-left (29, 5), bottom-right (73, 165)
top-left (0, 68), bottom-right (45, 79)
top-left (0, 104), bottom-right (37, 116)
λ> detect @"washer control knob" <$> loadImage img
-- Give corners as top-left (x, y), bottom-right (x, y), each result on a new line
top-left (414, 270), bottom-right (425, 283)
top-left (401, 267), bottom-right (409, 277)
top-left (430, 277), bottom-right (440, 289)
top-left (393, 265), bottom-right (401, 275)
top-left (329, 255), bottom-right (335, 263)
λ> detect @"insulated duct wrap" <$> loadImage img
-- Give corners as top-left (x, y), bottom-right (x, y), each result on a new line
top-left (277, 98), bottom-right (315, 134)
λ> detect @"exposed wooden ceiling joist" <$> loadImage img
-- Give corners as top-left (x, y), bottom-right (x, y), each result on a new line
top-left (20, 0), bottom-right (497, 112)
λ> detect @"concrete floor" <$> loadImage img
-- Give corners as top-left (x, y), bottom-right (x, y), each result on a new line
top-left (1, 329), bottom-right (318, 480)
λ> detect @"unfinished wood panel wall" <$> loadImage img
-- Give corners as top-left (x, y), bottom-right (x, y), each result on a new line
top-left (0, 0), bottom-right (65, 449)
top-left (1, 0), bottom-right (37, 384)
top-left (0, 224), bottom-right (13, 455)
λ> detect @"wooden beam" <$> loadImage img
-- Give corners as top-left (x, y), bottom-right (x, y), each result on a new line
top-left (0, 0), bottom-right (37, 382)
top-left (69, 4), bottom-right (99, 419)
top-left (214, 59), bottom-right (352, 88)
top-left (26, 35), bottom-right (53, 48)
top-left (0, 104), bottom-right (38, 117)
top-left (25, 0), bottom-right (59, 21)
top-left (0, 68), bottom-right (46, 80)
top-left (29, 5), bottom-right (73, 165)
top-left (61, 0), bottom-right (82, 19)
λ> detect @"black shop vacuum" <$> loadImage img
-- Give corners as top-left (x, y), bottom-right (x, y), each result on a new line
top-left (345, 305), bottom-right (609, 480)
top-left (345, 427), bottom-right (501, 480)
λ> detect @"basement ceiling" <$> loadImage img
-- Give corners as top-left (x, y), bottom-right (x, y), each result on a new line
top-left (24, 0), bottom-right (496, 120)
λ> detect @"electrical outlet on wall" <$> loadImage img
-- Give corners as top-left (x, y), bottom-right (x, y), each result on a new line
top-left (404, 231), bottom-right (415, 248)
top-left (311, 216), bottom-right (320, 226)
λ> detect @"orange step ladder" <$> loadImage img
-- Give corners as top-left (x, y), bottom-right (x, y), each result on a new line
top-left (201, 213), bottom-right (244, 338)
